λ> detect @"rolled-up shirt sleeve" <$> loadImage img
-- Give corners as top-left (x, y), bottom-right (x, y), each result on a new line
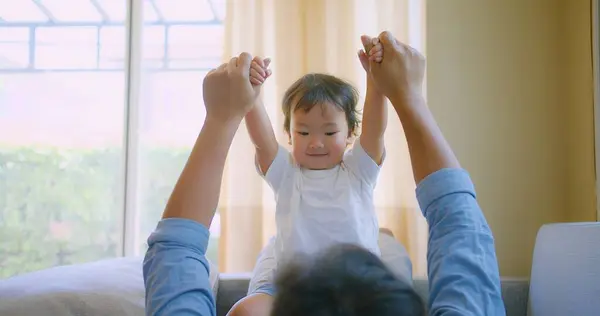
top-left (143, 218), bottom-right (216, 316)
top-left (416, 168), bottom-right (505, 316)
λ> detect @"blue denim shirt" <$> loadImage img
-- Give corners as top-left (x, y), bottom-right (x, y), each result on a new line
top-left (143, 168), bottom-right (505, 315)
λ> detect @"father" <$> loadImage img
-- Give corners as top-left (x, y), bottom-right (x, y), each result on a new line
top-left (143, 31), bottom-right (506, 315)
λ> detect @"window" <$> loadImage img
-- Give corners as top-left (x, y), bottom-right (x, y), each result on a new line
top-left (0, 0), bottom-right (224, 278)
top-left (135, 0), bottom-right (224, 265)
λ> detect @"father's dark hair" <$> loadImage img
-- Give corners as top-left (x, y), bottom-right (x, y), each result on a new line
top-left (271, 244), bottom-right (425, 316)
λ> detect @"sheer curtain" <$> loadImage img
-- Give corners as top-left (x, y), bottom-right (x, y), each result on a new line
top-left (219, 0), bottom-right (428, 276)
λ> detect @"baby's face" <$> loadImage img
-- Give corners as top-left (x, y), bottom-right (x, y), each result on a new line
top-left (289, 102), bottom-right (350, 170)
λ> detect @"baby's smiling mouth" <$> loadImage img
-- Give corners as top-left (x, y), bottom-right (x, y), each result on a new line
top-left (307, 153), bottom-right (328, 157)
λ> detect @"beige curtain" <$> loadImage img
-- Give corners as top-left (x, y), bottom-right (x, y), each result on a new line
top-left (219, 0), bottom-right (428, 277)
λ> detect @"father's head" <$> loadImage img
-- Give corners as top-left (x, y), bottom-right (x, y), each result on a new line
top-left (270, 244), bottom-right (425, 316)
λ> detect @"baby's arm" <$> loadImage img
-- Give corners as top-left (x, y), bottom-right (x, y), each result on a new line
top-left (245, 57), bottom-right (279, 174)
top-left (358, 36), bottom-right (387, 165)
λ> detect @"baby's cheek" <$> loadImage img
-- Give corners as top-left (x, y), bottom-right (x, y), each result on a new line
top-left (290, 140), bottom-right (306, 159)
top-left (330, 136), bottom-right (349, 154)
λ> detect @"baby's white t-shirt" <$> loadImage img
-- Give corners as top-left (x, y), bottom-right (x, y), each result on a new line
top-left (258, 138), bottom-right (383, 265)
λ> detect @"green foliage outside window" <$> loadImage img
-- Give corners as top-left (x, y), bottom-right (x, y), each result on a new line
top-left (0, 146), bottom-right (219, 279)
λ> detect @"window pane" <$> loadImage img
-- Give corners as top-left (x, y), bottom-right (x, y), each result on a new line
top-left (0, 12), bottom-right (126, 279)
top-left (153, 0), bottom-right (214, 21)
top-left (136, 70), bottom-right (222, 263)
top-left (141, 25), bottom-right (165, 68)
top-left (211, 0), bottom-right (226, 21)
top-left (136, 1), bottom-right (225, 265)
top-left (143, 2), bottom-right (159, 23)
top-left (36, 27), bottom-right (98, 69)
top-left (168, 25), bottom-right (222, 68)
top-left (100, 27), bottom-right (126, 69)
top-left (0, 28), bottom-right (29, 69)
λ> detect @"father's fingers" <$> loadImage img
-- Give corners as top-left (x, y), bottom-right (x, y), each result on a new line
top-left (378, 31), bottom-right (393, 44)
top-left (378, 31), bottom-right (400, 52)
top-left (227, 57), bottom-right (238, 74)
top-left (208, 62), bottom-right (227, 75)
top-left (236, 52), bottom-right (253, 76)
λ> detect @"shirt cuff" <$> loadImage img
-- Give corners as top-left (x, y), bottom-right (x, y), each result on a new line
top-left (416, 168), bottom-right (476, 216)
top-left (147, 218), bottom-right (211, 255)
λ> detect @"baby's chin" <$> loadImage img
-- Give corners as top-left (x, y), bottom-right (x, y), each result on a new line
top-left (294, 155), bottom-right (343, 170)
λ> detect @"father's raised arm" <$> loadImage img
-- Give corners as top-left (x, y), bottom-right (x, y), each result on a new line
top-left (369, 31), bottom-right (505, 315)
top-left (143, 53), bottom-right (258, 316)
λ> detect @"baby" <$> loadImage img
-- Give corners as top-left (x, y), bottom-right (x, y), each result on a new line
top-left (231, 36), bottom-right (387, 316)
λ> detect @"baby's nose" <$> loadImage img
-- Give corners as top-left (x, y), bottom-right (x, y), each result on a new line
top-left (309, 139), bottom-right (324, 149)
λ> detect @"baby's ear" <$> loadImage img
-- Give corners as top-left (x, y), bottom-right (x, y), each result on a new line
top-left (346, 134), bottom-right (355, 147)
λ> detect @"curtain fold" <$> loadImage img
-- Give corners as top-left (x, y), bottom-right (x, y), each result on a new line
top-left (221, 0), bottom-right (428, 276)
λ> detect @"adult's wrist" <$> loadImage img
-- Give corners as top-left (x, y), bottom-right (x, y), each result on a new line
top-left (204, 112), bottom-right (244, 128)
top-left (389, 89), bottom-right (426, 113)
top-left (366, 79), bottom-right (384, 97)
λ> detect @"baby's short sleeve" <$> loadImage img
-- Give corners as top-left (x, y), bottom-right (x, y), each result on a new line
top-left (255, 144), bottom-right (293, 193)
top-left (343, 137), bottom-right (385, 187)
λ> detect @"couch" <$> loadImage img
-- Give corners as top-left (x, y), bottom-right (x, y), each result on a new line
top-left (214, 274), bottom-right (530, 316)
top-left (214, 222), bottom-right (600, 316)
top-left (1, 223), bottom-right (596, 316)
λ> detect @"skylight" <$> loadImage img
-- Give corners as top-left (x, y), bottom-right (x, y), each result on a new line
top-left (95, 0), bottom-right (126, 22)
top-left (0, 0), bottom-right (224, 24)
top-left (0, 1), bottom-right (48, 22)
top-left (41, 0), bottom-right (103, 22)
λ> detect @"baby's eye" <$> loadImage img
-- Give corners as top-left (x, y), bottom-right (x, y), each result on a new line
top-left (297, 131), bottom-right (309, 136)
top-left (325, 132), bottom-right (339, 136)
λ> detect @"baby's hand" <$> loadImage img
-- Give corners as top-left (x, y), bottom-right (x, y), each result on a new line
top-left (358, 35), bottom-right (383, 72)
top-left (250, 56), bottom-right (272, 86)
top-left (368, 38), bottom-right (383, 63)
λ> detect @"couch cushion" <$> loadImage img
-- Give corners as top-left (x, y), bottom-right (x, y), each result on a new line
top-left (528, 222), bottom-right (600, 316)
top-left (0, 256), bottom-right (219, 316)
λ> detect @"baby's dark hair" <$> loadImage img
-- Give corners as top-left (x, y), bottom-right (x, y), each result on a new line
top-left (282, 73), bottom-right (361, 137)
top-left (271, 244), bottom-right (425, 316)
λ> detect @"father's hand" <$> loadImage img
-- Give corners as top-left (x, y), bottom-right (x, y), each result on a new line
top-left (202, 52), bottom-right (257, 122)
top-left (368, 31), bottom-right (426, 105)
